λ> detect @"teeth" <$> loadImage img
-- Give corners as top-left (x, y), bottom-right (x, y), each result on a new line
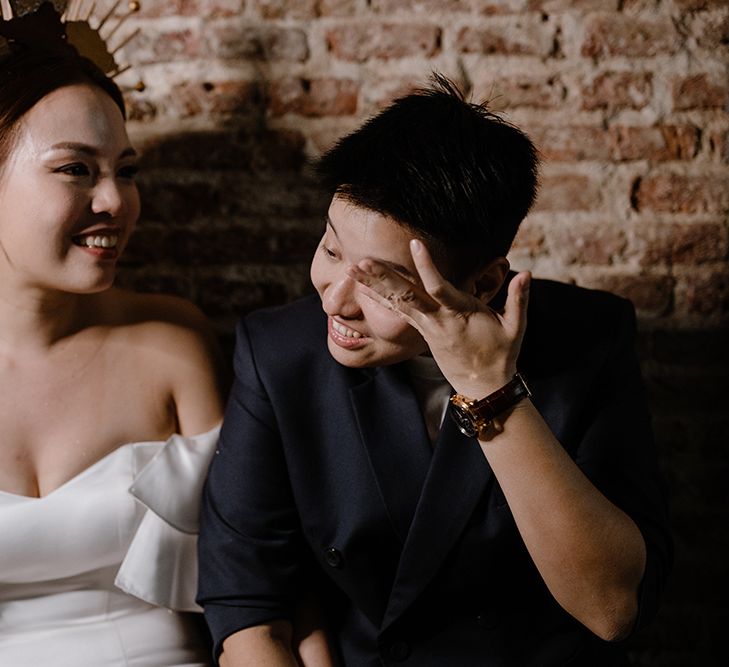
top-left (332, 320), bottom-right (362, 338)
top-left (77, 234), bottom-right (119, 248)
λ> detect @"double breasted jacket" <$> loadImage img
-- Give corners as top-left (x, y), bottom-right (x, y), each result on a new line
top-left (198, 278), bottom-right (672, 666)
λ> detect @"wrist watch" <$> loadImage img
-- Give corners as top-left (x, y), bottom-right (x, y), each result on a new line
top-left (449, 372), bottom-right (532, 438)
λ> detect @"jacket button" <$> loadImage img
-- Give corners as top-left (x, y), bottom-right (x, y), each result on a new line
top-left (323, 547), bottom-right (343, 569)
top-left (387, 640), bottom-right (411, 661)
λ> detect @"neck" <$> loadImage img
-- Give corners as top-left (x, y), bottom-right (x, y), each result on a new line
top-left (0, 283), bottom-right (90, 351)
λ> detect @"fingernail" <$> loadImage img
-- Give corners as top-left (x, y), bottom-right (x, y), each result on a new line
top-left (410, 239), bottom-right (421, 254)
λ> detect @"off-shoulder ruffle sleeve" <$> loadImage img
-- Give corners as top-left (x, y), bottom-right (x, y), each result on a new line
top-left (114, 424), bottom-right (220, 612)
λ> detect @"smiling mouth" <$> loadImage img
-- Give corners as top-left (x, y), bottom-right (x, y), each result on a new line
top-left (72, 233), bottom-right (119, 249)
top-left (332, 319), bottom-right (363, 339)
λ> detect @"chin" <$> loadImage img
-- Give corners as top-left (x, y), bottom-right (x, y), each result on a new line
top-left (326, 339), bottom-right (411, 369)
top-left (327, 339), bottom-right (376, 368)
top-left (66, 271), bottom-right (117, 295)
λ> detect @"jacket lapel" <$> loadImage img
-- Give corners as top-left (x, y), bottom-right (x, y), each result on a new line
top-left (349, 364), bottom-right (433, 545)
top-left (381, 414), bottom-right (493, 631)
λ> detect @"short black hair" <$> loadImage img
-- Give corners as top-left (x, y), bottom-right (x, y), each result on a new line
top-left (316, 74), bottom-right (540, 279)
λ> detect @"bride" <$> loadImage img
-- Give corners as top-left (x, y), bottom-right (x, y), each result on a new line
top-left (0, 26), bottom-right (336, 666)
top-left (0, 37), bottom-right (227, 667)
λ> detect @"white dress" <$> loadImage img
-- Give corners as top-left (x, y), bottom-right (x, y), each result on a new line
top-left (0, 426), bottom-right (220, 667)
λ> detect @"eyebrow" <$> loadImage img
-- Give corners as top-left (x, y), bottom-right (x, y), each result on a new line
top-left (47, 142), bottom-right (138, 159)
top-left (326, 216), bottom-right (416, 280)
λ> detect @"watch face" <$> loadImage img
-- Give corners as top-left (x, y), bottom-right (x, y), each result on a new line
top-left (449, 404), bottom-right (477, 438)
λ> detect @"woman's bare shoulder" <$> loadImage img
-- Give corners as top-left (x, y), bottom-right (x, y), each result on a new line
top-left (98, 289), bottom-right (227, 434)
top-left (96, 290), bottom-right (223, 382)
top-left (102, 288), bottom-right (212, 332)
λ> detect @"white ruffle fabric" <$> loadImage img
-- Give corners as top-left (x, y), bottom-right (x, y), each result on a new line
top-left (115, 424), bottom-right (220, 612)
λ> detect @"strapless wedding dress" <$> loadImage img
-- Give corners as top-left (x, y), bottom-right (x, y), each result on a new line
top-left (0, 426), bottom-right (220, 666)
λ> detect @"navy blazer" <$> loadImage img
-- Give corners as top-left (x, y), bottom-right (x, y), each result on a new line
top-left (198, 278), bottom-right (672, 666)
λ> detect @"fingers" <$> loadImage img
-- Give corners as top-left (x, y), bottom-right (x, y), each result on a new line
top-left (409, 239), bottom-right (447, 298)
top-left (409, 239), bottom-right (478, 312)
top-left (346, 260), bottom-right (437, 321)
top-left (503, 271), bottom-right (530, 338)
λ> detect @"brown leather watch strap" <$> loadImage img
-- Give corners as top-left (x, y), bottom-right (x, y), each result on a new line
top-left (471, 372), bottom-right (532, 423)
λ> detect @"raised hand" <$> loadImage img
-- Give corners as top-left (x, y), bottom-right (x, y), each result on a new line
top-left (347, 239), bottom-right (530, 398)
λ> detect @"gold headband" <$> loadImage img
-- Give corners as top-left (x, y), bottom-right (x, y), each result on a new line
top-left (0, 0), bottom-right (142, 85)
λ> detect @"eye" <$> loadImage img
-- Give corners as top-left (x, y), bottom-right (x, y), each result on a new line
top-left (118, 164), bottom-right (139, 180)
top-left (56, 163), bottom-right (90, 177)
top-left (320, 243), bottom-right (338, 260)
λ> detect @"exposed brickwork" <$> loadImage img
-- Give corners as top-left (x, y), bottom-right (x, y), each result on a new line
top-left (581, 14), bottom-right (682, 58)
top-left (268, 78), bottom-right (360, 117)
top-left (207, 23), bottom-right (310, 61)
top-left (115, 1), bottom-right (729, 664)
top-left (456, 16), bottom-right (555, 57)
top-left (632, 173), bottom-right (729, 215)
top-left (580, 71), bottom-right (653, 111)
top-left (326, 23), bottom-right (442, 61)
top-left (672, 73), bottom-right (728, 110)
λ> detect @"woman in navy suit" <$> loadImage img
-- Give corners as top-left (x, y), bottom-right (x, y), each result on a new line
top-left (198, 75), bottom-right (672, 666)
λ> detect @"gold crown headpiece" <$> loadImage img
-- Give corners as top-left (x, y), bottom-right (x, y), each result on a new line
top-left (0, 0), bottom-right (143, 89)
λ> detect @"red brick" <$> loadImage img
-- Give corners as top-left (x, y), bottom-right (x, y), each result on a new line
top-left (549, 224), bottom-right (628, 265)
top-left (487, 76), bottom-right (567, 109)
top-left (533, 174), bottom-right (601, 211)
top-left (693, 9), bottom-right (729, 50)
top-left (169, 80), bottom-right (260, 118)
top-left (631, 174), bottom-right (729, 214)
top-left (510, 221), bottom-right (546, 257)
top-left (372, 0), bottom-right (470, 11)
top-left (528, 0), bottom-right (618, 9)
top-left (269, 78), bottom-right (359, 117)
top-left (135, 0), bottom-right (242, 17)
top-left (530, 125), bottom-right (612, 162)
top-left (363, 78), bottom-right (422, 110)
top-left (581, 14), bottom-right (681, 58)
top-left (708, 129), bottom-right (729, 163)
top-left (637, 223), bottom-right (729, 266)
top-left (581, 273), bottom-right (675, 317)
top-left (326, 23), bottom-right (441, 61)
top-left (253, 0), bottom-right (319, 18)
top-left (207, 24), bottom-right (309, 61)
top-left (474, 0), bottom-right (532, 14)
top-left (253, 0), bottom-right (357, 17)
top-left (323, 0), bottom-right (362, 14)
top-left (456, 17), bottom-right (555, 57)
top-left (672, 74), bottom-right (727, 111)
top-left (611, 126), bottom-right (701, 162)
top-left (675, 268), bottom-right (729, 317)
top-left (132, 29), bottom-right (203, 64)
top-left (581, 71), bottom-right (652, 111)
top-left (531, 125), bottom-right (700, 163)
top-left (672, 0), bottom-right (711, 9)
top-left (124, 95), bottom-right (158, 122)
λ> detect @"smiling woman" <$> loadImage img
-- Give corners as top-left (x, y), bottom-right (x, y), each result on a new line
top-left (1, 82), bottom-right (140, 293)
top-left (0, 37), bottom-right (226, 667)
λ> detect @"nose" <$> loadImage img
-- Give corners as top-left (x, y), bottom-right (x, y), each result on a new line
top-left (323, 272), bottom-right (362, 319)
top-left (91, 177), bottom-right (125, 217)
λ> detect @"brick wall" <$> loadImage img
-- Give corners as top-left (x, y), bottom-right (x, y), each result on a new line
top-left (113, 1), bottom-right (729, 664)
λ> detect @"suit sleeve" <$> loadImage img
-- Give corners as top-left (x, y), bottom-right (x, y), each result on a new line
top-left (572, 299), bottom-right (673, 634)
top-left (197, 318), bottom-right (303, 661)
